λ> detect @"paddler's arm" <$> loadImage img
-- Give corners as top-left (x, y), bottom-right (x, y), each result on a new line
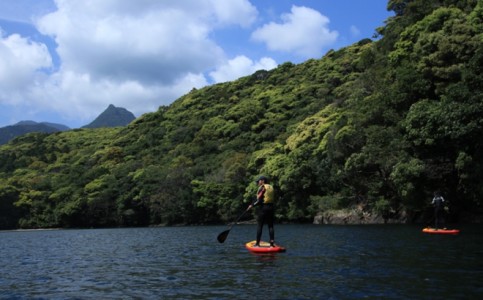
top-left (248, 186), bottom-right (266, 209)
top-left (248, 199), bottom-right (258, 210)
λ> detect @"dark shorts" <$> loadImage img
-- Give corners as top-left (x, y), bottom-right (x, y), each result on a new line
top-left (258, 204), bottom-right (274, 225)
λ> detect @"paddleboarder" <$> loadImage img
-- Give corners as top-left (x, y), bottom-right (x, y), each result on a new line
top-left (248, 175), bottom-right (275, 247)
top-left (431, 191), bottom-right (445, 229)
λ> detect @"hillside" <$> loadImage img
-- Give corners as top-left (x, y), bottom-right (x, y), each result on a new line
top-left (0, 0), bottom-right (481, 229)
top-left (82, 104), bottom-right (135, 128)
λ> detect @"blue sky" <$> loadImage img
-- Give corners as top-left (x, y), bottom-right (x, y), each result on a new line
top-left (0, 0), bottom-right (393, 128)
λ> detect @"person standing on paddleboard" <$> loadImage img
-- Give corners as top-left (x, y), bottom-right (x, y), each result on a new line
top-left (248, 176), bottom-right (276, 247)
top-left (431, 191), bottom-right (446, 229)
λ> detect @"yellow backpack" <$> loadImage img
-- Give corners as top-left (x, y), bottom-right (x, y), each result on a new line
top-left (263, 184), bottom-right (275, 203)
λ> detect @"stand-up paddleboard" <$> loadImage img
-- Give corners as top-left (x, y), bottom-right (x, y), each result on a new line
top-left (422, 227), bottom-right (460, 235)
top-left (245, 240), bottom-right (286, 253)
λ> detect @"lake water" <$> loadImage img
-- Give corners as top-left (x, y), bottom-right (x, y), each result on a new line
top-left (1, 224), bottom-right (482, 299)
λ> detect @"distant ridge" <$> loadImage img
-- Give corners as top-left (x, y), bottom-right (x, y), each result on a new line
top-left (82, 104), bottom-right (135, 128)
top-left (39, 122), bottom-right (70, 131)
top-left (15, 121), bottom-right (70, 131)
top-left (0, 121), bottom-right (70, 145)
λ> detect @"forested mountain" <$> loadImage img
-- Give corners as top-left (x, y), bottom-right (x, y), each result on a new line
top-left (82, 104), bottom-right (135, 128)
top-left (0, 121), bottom-right (69, 145)
top-left (0, 0), bottom-right (481, 229)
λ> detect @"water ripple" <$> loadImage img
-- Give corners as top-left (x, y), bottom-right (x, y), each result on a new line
top-left (0, 225), bottom-right (482, 299)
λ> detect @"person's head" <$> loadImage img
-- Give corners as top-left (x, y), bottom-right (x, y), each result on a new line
top-left (255, 175), bottom-right (269, 185)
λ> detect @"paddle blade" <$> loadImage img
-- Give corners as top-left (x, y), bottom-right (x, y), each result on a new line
top-left (217, 229), bottom-right (230, 243)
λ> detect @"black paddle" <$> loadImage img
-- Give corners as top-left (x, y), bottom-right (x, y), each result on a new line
top-left (217, 207), bottom-right (250, 243)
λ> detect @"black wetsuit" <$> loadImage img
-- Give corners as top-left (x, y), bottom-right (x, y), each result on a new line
top-left (256, 203), bottom-right (274, 245)
top-left (432, 196), bottom-right (445, 229)
top-left (254, 184), bottom-right (275, 245)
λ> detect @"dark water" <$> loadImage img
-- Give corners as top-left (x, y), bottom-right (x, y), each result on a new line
top-left (1, 224), bottom-right (482, 299)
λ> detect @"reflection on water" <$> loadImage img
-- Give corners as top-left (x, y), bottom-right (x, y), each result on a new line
top-left (1, 224), bottom-right (482, 299)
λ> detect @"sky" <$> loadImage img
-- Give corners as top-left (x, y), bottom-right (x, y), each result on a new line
top-left (0, 0), bottom-right (393, 129)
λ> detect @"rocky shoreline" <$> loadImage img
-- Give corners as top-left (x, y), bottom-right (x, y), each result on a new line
top-left (313, 207), bottom-right (483, 225)
top-left (313, 208), bottom-right (403, 225)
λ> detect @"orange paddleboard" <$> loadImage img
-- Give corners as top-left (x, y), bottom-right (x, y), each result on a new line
top-left (245, 240), bottom-right (286, 253)
top-left (422, 227), bottom-right (460, 235)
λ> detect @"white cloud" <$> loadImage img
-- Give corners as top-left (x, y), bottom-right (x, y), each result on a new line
top-left (33, 70), bottom-right (209, 122)
top-left (35, 0), bottom-right (226, 85)
top-left (0, 32), bottom-right (52, 97)
top-left (0, 0), bottom-right (264, 125)
top-left (208, 0), bottom-right (258, 28)
top-left (251, 5), bottom-right (338, 58)
top-left (209, 55), bottom-right (277, 83)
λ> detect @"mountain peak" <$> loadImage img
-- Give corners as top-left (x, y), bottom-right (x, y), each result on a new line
top-left (82, 105), bottom-right (135, 129)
